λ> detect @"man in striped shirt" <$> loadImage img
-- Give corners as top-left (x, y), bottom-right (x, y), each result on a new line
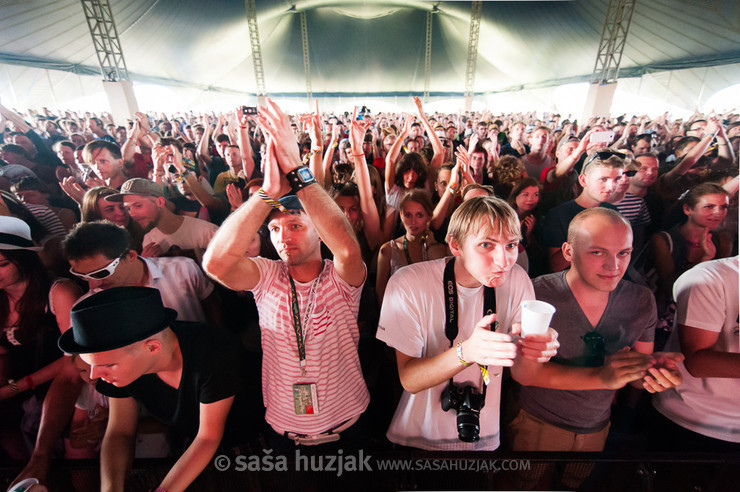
top-left (204, 99), bottom-right (369, 451)
top-left (612, 154), bottom-right (659, 251)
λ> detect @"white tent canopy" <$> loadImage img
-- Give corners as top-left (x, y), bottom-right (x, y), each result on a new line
top-left (1, 0), bottom-right (738, 116)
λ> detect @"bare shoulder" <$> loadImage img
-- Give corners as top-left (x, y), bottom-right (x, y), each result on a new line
top-left (51, 278), bottom-right (82, 298)
top-left (378, 240), bottom-right (392, 257)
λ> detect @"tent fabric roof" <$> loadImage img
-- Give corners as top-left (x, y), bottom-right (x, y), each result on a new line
top-left (1, 0), bottom-right (739, 110)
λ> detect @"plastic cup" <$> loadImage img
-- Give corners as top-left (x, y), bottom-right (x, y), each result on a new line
top-left (7, 478), bottom-right (39, 492)
top-left (520, 300), bottom-right (556, 336)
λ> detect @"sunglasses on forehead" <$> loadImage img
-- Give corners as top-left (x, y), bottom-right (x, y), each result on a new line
top-left (584, 151), bottom-right (627, 167)
top-left (69, 256), bottom-right (122, 281)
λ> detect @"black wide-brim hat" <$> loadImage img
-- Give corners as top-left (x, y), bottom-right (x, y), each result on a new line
top-left (59, 286), bottom-right (178, 354)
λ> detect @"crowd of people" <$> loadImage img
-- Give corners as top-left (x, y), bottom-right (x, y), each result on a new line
top-left (0, 97), bottom-right (737, 491)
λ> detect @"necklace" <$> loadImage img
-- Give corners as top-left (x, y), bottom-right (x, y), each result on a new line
top-left (403, 231), bottom-right (428, 265)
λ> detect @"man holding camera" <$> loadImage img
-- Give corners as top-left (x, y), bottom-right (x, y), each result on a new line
top-left (376, 196), bottom-right (559, 450)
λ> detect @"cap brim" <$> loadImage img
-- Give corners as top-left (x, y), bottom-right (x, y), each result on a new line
top-left (104, 193), bottom-right (125, 202)
top-left (58, 307), bottom-right (178, 354)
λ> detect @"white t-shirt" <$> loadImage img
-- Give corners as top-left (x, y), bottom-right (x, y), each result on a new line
top-left (81, 256), bottom-right (214, 323)
top-left (250, 257), bottom-right (369, 435)
top-left (377, 258), bottom-right (534, 450)
top-left (144, 215), bottom-right (218, 254)
top-left (653, 256), bottom-right (740, 442)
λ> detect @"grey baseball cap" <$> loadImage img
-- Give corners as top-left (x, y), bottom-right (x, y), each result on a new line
top-left (105, 178), bottom-right (164, 202)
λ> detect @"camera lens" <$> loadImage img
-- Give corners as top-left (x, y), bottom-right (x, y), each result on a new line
top-left (456, 411), bottom-right (481, 442)
top-left (168, 165), bottom-right (177, 173)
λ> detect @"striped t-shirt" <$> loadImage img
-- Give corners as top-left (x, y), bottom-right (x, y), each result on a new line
top-left (615, 192), bottom-right (650, 226)
top-left (251, 257), bottom-right (369, 435)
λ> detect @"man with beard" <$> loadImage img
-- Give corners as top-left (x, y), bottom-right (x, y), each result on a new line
top-left (107, 178), bottom-right (217, 261)
top-left (203, 98), bottom-right (370, 451)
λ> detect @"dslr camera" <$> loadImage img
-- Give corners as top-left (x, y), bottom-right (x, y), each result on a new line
top-left (440, 383), bottom-right (484, 442)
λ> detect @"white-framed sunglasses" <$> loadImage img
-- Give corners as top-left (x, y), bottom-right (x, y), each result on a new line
top-left (69, 256), bottom-right (122, 281)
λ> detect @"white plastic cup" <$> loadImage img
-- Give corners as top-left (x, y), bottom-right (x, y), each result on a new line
top-left (520, 300), bottom-right (556, 336)
top-left (7, 478), bottom-right (39, 492)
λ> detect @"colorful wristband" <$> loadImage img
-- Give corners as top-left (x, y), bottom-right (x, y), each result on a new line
top-left (257, 188), bottom-right (287, 212)
top-left (456, 342), bottom-right (472, 367)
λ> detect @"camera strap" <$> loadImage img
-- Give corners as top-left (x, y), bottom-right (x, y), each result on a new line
top-left (443, 258), bottom-right (496, 399)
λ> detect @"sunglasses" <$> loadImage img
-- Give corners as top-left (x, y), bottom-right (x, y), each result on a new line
top-left (584, 151), bottom-right (627, 168)
top-left (582, 331), bottom-right (605, 367)
top-left (70, 256), bottom-right (122, 281)
top-left (624, 169), bottom-right (638, 177)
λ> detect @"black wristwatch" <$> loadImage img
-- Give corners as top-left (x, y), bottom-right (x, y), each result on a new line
top-left (285, 166), bottom-right (316, 194)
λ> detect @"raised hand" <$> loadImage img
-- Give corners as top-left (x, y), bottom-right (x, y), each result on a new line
top-left (349, 106), bottom-right (371, 152)
top-left (151, 144), bottom-right (168, 175)
top-left (84, 176), bottom-right (106, 189)
top-left (260, 136), bottom-right (291, 199)
top-left (166, 144), bottom-right (184, 174)
top-left (299, 103), bottom-right (322, 145)
top-left (455, 146), bottom-right (469, 167)
top-left (468, 133), bottom-right (479, 154)
top-left (705, 117), bottom-right (720, 136)
top-left (331, 122), bottom-right (340, 143)
top-left (127, 119), bottom-right (142, 142)
top-left (521, 215), bottom-right (535, 242)
top-left (59, 176), bottom-right (87, 205)
top-left (700, 229), bottom-right (716, 261)
top-left (412, 96), bottom-right (425, 117)
top-left (400, 114), bottom-right (414, 137)
top-left (447, 160), bottom-right (463, 194)
top-left (226, 183), bottom-right (244, 210)
top-left (235, 107), bottom-right (250, 128)
top-left (135, 111), bottom-right (150, 133)
top-left (257, 98), bottom-right (303, 174)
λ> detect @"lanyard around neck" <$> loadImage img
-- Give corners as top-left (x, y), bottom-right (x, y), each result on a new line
top-left (403, 231), bottom-right (427, 265)
top-left (288, 271), bottom-right (321, 376)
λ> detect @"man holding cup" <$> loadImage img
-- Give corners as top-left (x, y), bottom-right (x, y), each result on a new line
top-left (377, 196), bottom-right (559, 450)
top-left (509, 208), bottom-right (683, 486)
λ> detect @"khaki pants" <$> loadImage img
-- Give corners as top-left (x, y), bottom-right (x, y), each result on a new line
top-left (507, 408), bottom-right (610, 489)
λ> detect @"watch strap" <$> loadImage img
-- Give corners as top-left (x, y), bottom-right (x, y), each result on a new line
top-left (286, 166), bottom-right (316, 194)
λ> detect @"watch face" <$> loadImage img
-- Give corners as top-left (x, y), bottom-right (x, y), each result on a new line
top-left (297, 167), bottom-right (314, 182)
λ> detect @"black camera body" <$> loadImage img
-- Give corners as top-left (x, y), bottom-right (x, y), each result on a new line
top-left (440, 383), bottom-right (484, 442)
